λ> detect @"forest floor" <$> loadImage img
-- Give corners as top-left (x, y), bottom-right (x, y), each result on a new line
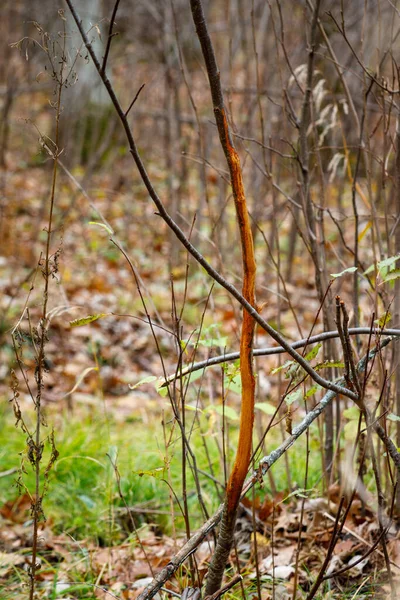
top-left (1, 83), bottom-right (400, 600)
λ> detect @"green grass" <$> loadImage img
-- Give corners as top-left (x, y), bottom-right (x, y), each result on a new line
top-left (0, 398), bottom-right (385, 600)
top-left (0, 396), bottom-right (327, 546)
top-left (0, 400), bottom-right (221, 542)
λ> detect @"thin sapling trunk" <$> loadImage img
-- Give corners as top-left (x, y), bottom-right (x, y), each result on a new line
top-left (189, 0), bottom-right (257, 594)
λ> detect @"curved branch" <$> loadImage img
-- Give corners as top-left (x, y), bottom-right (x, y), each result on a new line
top-left (189, 0), bottom-right (257, 593)
top-left (101, 0), bottom-right (121, 75)
top-left (162, 328), bottom-right (400, 385)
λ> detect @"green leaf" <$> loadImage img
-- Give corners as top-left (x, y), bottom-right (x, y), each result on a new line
top-left (283, 488), bottom-right (312, 501)
top-left (135, 467), bottom-right (165, 479)
top-left (330, 266), bottom-right (358, 278)
top-left (271, 359), bottom-right (304, 382)
top-left (133, 376), bottom-right (170, 397)
top-left (255, 402), bottom-right (276, 415)
top-left (387, 413), bottom-right (400, 422)
top-left (377, 254), bottom-right (400, 270)
top-left (382, 269), bottom-right (400, 284)
top-left (155, 378), bottom-right (169, 397)
top-left (374, 312), bottom-right (391, 327)
top-left (128, 375), bottom-right (157, 390)
top-left (363, 263), bottom-right (375, 275)
top-left (224, 373), bottom-right (242, 395)
top-left (304, 343), bottom-right (322, 361)
top-left (315, 360), bottom-right (345, 370)
top-left (197, 336), bottom-right (228, 348)
top-left (188, 324), bottom-right (229, 349)
top-left (285, 362), bottom-right (305, 383)
top-left (304, 384), bottom-right (322, 398)
top-left (182, 370), bottom-right (204, 386)
top-left (88, 220), bottom-right (113, 235)
top-left (271, 360), bottom-right (293, 375)
top-left (70, 313), bottom-right (110, 327)
top-left (285, 388), bottom-right (303, 406)
top-left (223, 359), bottom-right (241, 376)
top-left (207, 404), bottom-right (239, 421)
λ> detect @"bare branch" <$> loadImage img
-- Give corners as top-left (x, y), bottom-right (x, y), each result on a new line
top-left (161, 328), bottom-right (400, 386)
top-left (125, 83), bottom-right (146, 117)
top-left (328, 11), bottom-right (400, 95)
top-left (101, 0), bottom-right (121, 75)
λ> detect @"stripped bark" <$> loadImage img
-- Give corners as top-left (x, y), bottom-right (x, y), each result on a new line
top-left (189, 0), bottom-right (257, 593)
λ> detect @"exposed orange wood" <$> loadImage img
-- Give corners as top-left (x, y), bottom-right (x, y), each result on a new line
top-left (218, 109), bottom-right (257, 512)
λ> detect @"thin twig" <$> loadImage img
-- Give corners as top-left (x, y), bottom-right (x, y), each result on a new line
top-left (125, 83), bottom-right (146, 117)
top-left (306, 497), bottom-right (345, 600)
top-left (203, 574), bottom-right (243, 600)
top-left (101, 0), bottom-right (121, 75)
top-left (321, 523), bottom-right (390, 580)
top-left (328, 12), bottom-right (400, 95)
top-left (340, 300), bottom-right (361, 396)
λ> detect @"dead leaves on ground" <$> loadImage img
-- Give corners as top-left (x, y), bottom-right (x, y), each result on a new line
top-left (1, 486), bottom-right (399, 599)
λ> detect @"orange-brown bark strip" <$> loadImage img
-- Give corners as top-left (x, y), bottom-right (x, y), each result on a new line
top-left (218, 108), bottom-right (257, 512)
top-left (188, 3), bottom-right (257, 582)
